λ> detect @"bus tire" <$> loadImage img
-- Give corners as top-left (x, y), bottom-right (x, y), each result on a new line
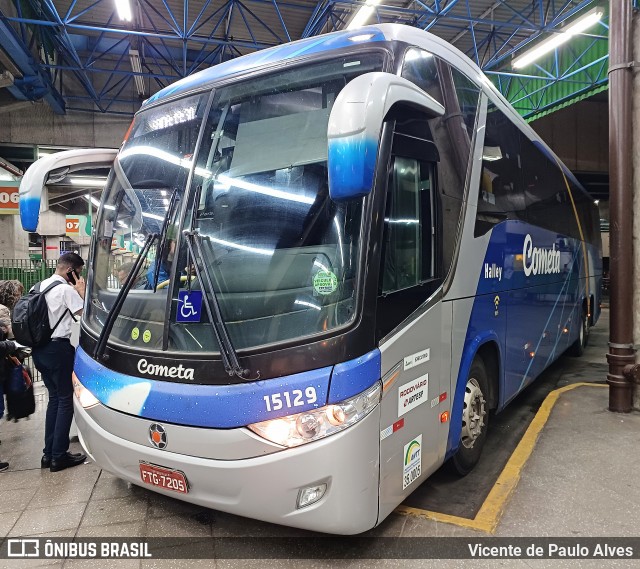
top-left (448, 358), bottom-right (489, 476)
top-left (568, 310), bottom-right (589, 357)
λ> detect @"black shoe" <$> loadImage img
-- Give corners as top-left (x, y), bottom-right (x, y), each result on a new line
top-left (50, 453), bottom-right (87, 472)
top-left (42, 452), bottom-right (85, 469)
top-left (0, 461), bottom-right (9, 472)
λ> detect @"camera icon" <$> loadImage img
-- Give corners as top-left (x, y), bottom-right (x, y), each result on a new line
top-left (8, 539), bottom-right (39, 557)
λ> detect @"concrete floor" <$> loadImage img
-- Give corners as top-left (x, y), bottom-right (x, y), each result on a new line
top-left (1, 308), bottom-right (639, 568)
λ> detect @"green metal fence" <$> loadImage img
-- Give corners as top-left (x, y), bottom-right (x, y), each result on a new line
top-left (0, 259), bottom-right (57, 291)
top-left (1, 259), bottom-right (58, 383)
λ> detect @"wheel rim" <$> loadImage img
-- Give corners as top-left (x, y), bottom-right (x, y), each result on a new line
top-left (579, 313), bottom-right (588, 346)
top-left (460, 377), bottom-right (486, 449)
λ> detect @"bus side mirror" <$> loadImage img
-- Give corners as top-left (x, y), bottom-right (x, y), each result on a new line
top-left (327, 72), bottom-right (444, 202)
top-left (19, 148), bottom-right (118, 231)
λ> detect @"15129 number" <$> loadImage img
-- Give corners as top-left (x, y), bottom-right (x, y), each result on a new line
top-left (263, 387), bottom-right (317, 412)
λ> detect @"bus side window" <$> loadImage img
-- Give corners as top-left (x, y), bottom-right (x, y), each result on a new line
top-left (381, 154), bottom-right (437, 293)
top-left (400, 48), bottom-right (481, 273)
top-left (375, 127), bottom-right (442, 340)
top-left (520, 135), bottom-right (581, 241)
top-left (474, 103), bottom-right (527, 237)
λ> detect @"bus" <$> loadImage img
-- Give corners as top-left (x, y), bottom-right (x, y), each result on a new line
top-left (20, 23), bottom-right (601, 535)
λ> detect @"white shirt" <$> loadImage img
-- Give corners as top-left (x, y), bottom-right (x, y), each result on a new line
top-left (37, 274), bottom-right (84, 340)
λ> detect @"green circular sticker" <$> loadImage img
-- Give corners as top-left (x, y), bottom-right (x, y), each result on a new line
top-left (142, 330), bottom-right (151, 343)
top-left (313, 270), bottom-right (338, 295)
top-left (131, 327), bottom-right (139, 341)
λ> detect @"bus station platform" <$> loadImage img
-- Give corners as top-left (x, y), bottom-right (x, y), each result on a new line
top-left (1, 308), bottom-right (639, 567)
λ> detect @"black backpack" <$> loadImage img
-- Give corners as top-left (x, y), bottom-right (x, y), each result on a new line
top-left (11, 281), bottom-right (67, 347)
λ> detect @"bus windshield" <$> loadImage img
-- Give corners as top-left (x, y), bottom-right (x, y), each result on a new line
top-left (86, 52), bottom-right (385, 354)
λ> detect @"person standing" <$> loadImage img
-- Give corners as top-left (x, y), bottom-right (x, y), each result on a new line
top-left (0, 316), bottom-right (18, 472)
top-left (32, 253), bottom-right (87, 472)
top-left (0, 280), bottom-right (24, 313)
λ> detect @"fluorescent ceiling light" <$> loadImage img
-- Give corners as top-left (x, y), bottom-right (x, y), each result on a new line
top-left (347, 0), bottom-right (381, 30)
top-left (115, 0), bottom-right (132, 21)
top-left (70, 177), bottom-right (107, 187)
top-left (84, 194), bottom-right (101, 208)
top-left (512, 8), bottom-right (603, 69)
top-left (129, 49), bottom-right (145, 97)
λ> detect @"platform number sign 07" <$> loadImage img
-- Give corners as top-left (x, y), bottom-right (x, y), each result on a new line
top-left (66, 219), bottom-right (80, 233)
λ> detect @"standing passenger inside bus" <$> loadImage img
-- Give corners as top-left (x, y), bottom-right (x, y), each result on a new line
top-left (117, 262), bottom-right (149, 290)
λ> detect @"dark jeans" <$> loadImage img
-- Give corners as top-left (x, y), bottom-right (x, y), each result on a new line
top-left (32, 340), bottom-right (75, 459)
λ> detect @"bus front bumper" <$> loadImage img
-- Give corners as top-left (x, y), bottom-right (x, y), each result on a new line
top-left (73, 398), bottom-right (380, 534)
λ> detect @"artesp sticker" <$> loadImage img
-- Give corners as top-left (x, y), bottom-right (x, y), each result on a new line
top-left (397, 374), bottom-right (429, 417)
top-left (403, 434), bottom-right (422, 489)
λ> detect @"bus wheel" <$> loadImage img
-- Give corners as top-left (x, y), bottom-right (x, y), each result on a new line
top-left (449, 359), bottom-right (489, 476)
top-left (568, 311), bottom-right (589, 357)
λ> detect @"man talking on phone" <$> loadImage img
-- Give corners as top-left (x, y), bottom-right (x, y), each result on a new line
top-left (32, 253), bottom-right (87, 472)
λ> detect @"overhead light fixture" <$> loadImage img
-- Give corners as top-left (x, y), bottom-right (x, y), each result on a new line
top-left (512, 8), bottom-right (604, 69)
top-left (70, 177), bottom-right (107, 187)
top-left (115, 0), bottom-right (132, 21)
top-left (129, 49), bottom-right (145, 98)
top-left (84, 194), bottom-right (102, 208)
top-left (347, 0), bottom-right (381, 30)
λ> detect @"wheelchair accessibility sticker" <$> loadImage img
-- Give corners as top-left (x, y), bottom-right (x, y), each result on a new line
top-left (177, 290), bottom-right (203, 323)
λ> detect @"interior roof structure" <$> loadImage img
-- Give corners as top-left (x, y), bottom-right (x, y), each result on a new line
top-left (0, 0), bottom-right (610, 118)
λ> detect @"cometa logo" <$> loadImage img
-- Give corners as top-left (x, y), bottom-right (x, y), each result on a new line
top-left (137, 358), bottom-right (195, 380)
top-left (522, 234), bottom-right (561, 277)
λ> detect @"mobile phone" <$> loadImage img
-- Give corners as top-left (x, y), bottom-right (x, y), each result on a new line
top-left (67, 269), bottom-right (78, 285)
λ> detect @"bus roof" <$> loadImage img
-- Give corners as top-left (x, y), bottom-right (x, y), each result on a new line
top-left (141, 24), bottom-right (486, 109)
top-left (143, 27), bottom-right (387, 108)
top-left (139, 24), bottom-right (592, 200)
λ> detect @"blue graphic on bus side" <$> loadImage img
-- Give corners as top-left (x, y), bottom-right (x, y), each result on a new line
top-left (177, 290), bottom-right (202, 323)
top-left (446, 220), bottom-right (602, 458)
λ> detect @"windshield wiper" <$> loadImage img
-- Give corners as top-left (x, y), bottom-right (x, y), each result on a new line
top-left (94, 232), bottom-right (158, 362)
top-left (182, 228), bottom-right (255, 380)
top-left (152, 187), bottom-right (180, 292)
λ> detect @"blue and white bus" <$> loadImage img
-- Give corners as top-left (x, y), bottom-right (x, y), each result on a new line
top-left (20, 24), bottom-right (601, 534)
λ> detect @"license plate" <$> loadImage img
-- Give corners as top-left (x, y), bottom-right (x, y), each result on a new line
top-left (139, 462), bottom-right (189, 494)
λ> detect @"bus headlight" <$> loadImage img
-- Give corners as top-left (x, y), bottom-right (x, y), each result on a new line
top-left (72, 372), bottom-right (100, 409)
top-left (248, 381), bottom-right (381, 447)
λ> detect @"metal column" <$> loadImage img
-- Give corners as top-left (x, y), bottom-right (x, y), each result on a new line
top-left (606, 0), bottom-right (634, 412)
